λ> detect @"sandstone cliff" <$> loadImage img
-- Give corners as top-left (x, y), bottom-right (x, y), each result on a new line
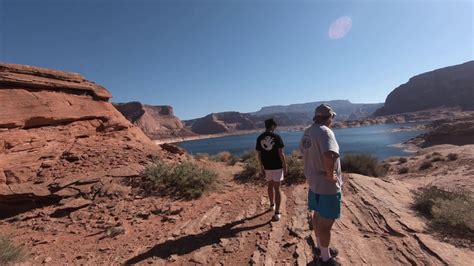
top-left (0, 63), bottom-right (162, 217)
top-left (114, 101), bottom-right (195, 140)
top-left (374, 61), bottom-right (474, 116)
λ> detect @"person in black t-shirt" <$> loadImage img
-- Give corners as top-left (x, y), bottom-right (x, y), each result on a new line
top-left (256, 118), bottom-right (287, 221)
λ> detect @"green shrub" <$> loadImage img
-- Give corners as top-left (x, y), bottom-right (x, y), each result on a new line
top-left (0, 236), bottom-right (24, 264)
top-left (235, 150), bottom-right (305, 184)
top-left (398, 167), bottom-right (409, 174)
top-left (211, 151), bottom-right (238, 165)
top-left (447, 153), bottom-right (459, 161)
top-left (419, 161), bottom-right (433, 170)
top-left (414, 186), bottom-right (474, 237)
top-left (235, 151), bottom-right (261, 182)
top-left (240, 150), bottom-right (257, 162)
top-left (398, 157), bottom-right (408, 164)
top-left (285, 152), bottom-right (305, 184)
top-left (341, 154), bottom-right (389, 177)
top-left (145, 161), bottom-right (218, 199)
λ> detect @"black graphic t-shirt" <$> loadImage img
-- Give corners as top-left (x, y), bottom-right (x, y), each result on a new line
top-left (255, 131), bottom-right (285, 170)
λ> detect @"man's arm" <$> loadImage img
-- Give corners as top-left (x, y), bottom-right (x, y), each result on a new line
top-left (278, 148), bottom-right (287, 174)
top-left (256, 151), bottom-right (265, 176)
top-left (322, 151), bottom-right (338, 183)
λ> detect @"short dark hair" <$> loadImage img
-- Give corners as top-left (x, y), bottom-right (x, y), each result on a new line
top-left (264, 118), bottom-right (277, 129)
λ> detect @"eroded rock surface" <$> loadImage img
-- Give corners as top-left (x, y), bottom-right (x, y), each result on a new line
top-left (0, 63), bottom-right (159, 217)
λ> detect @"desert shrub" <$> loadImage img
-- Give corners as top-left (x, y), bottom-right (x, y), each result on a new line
top-left (431, 156), bottom-right (444, 163)
top-left (419, 161), bottom-right (433, 170)
top-left (211, 151), bottom-right (238, 165)
top-left (0, 235), bottom-right (25, 264)
top-left (432, 152), bottom-right (442, 156)
top-left (240, 150), bottom-right (257, 162)
top-left (194, 153), bottom-right (210, 160)
top-left (145, 161), bottom-right (218, 199)
top-left (285, 152), bottom-right (305, 184)
top-left (414, 186), bottom-right (474, 237)
top-left (398, 167), bottom-right (409, 174)
top-left (341, 154), bottom-right (389, 177)
top-left (398, 157), bottom-right (408, 164)
top-left (235, 150), bottom-right (305, 184)
top-left (447, 153), bottom-right (459, 161)
top-left (235, 151), bottom-right (260, 182)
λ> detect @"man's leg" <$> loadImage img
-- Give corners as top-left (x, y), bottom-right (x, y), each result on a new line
top-left (312, 211), bottom-right (321, 249)
top-left (267, 181), bottom-right (274, 206)
top-left (273, 181), bottom-right (281, 213)
top-left (317, 217), bottom-right (335, 262)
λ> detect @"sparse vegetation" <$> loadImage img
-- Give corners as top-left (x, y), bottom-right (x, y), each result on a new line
top-left (398, 157), bottom-right (408, 164)
top-left (0, 235), bottom-right (25, 264)
top-left (194, 153), bottom-right (210, 160)
top-left (283, 151), bottom-right (305, 184)
top-left (341, 154), bottom-right (389, 177)
top-left (235, 150), bottom-right (305, 184)
top-left (419, 161), bottom-right (433, 170)
top-left (414, 186), bottom-right (474, 240)
top-left (447, 153), bottom-right (459, 161)
top-left (211, 151), bottom-right (239, 166)
top-left (145, 161), bottom-right (218, 199)
top-left (398, 167), bottom-right (409, 174)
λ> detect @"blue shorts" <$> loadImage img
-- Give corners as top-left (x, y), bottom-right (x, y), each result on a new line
top-left (308, 190), bottom-right (341, 220)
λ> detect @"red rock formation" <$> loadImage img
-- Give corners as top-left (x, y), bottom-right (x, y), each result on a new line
top-left (185, 112), bottom-right (256, 134)
top-left (374, 61), bottom-right (474, 116)
top-left (0, 63), bottom-right (160, 216)
top-left (114, 101), bottom-right (195, 140)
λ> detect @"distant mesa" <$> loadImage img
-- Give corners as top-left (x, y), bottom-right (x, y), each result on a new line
top-left (114, 101), bottom-right (195, 140)
top-left (374, 61), bottom-right (474, 116)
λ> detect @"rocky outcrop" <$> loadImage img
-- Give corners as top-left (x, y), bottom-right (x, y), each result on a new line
top-left (374, 61), bottom-right (474, 116)
top-left (184, 112), bottom-right (256, 134)
top-left (0, 63), bottom-right (161, 217)
top-left (406, 114), bottom-right (474, 147)
top-left (114, 102), bottom-right (195, 140)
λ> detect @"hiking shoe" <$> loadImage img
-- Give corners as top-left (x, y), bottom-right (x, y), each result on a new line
top-left (316, 257), bottom-right (341, 266)
top-left (314, 247), bottom-right (339, 258)
top-left (273, 212), bottom-right (281, 221)
top-left (270, 204), bottom-right (275, 211)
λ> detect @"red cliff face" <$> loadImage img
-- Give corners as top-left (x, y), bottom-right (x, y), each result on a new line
top-left (374, 61), bottom-right (474, 116)
top-left (114, 102), bottom-right (195, 139)
top-left (0, 63), bottom-right (159, 215)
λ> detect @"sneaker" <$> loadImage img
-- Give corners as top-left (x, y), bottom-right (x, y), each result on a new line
top-left (270, 204), bottom-right (275, 211)
top-left (273, 212), bottom-right (281, 221)
top-left (314, 247), bottom-right (339, 258)
top-left (316, 257), bottom-right (341, 266)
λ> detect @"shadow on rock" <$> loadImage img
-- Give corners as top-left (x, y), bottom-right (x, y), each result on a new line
top-left (125, 210), bottom-right (271, 265)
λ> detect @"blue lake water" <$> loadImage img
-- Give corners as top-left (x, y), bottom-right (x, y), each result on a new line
top-left (177, 123), bottom-right (426, 160)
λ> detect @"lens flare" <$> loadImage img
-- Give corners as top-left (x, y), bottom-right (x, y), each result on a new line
top-left (328, 16), bottom-right (352, 39)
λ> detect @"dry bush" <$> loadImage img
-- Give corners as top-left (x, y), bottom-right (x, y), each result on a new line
top-left (341, 154), bottom-right (389, 177)
top-left (146, 161), bottom-right (218, 199)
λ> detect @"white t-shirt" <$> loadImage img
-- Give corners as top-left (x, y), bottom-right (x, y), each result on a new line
top-left (299, 123), bottom-right (342, 195)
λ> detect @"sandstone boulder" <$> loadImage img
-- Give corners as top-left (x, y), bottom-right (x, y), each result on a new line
top-left (0, 63), bottom-right (160, 217)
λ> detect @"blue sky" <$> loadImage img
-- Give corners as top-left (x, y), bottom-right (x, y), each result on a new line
top-left (1, 0), bottom-right (472, 119)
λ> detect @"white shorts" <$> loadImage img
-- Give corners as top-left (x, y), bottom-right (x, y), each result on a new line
top-left (265, 169), bottom-right (284, 182)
